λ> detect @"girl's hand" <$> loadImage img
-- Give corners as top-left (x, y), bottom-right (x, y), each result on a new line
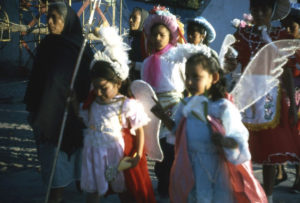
top-left (212, 133), bottom-right (238, 149)
top-left (127, 154), bottom-right (141, 168)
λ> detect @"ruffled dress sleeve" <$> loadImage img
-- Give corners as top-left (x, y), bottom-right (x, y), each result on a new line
top-left (220, 99), bottom-right (251, 165)
top-left (121, 98), bottom-right (151, 134)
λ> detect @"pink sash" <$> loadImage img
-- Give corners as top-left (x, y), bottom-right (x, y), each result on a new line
top-left (143, 44), bottom-right (173, 88)
top-left (169, 118), bottom-right (195, 203)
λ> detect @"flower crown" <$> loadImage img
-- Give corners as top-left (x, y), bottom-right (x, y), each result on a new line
top-left (143, 5), bottom-right (179, 45)
top-left (231, 13), bottom-right (253, 28)
top-left (90, 25), bottom-right (130, 80)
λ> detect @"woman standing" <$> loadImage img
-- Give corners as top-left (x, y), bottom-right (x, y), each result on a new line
top-left (24, 1), bottom-right (93, 202)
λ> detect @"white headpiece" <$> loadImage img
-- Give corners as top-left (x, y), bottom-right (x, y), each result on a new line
top-left (161, 43), bottom-right (215, 64)
top-left (90, 25), bottom-right (130, 80)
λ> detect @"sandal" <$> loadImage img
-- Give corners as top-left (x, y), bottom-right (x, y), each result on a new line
top-left (274, 171), bottom-right (288, 186)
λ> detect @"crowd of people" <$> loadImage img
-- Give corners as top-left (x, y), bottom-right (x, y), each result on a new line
top-left (23, 0), bottom-right (300, 202)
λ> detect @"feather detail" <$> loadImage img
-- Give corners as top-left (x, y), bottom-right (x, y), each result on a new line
top-left (90, 25), bottom-right (131, 80)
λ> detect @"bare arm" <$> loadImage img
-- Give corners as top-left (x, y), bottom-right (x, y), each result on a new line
top-left (128, 127), bottom-right (144, 168)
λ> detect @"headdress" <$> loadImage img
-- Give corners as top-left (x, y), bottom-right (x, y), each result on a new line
top-left (91, 25), bottom-right (130, 81)
top-left (271, 0), bottom-right (291, 21)
top-left (187, 16), bottom-right (216, 43)
top-left (161, 43), bottom-right (217, 64)
top-left (143, 6), bottom-right (179, 45)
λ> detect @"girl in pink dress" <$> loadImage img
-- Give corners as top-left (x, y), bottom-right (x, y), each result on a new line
top-left (80, 25), bottom-right (156, 203)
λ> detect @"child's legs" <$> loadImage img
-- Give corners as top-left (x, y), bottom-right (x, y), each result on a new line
top-left (154, 138), bottom-right (174, 196)
top-left (86, 192), bottom-right (100, 203)
top-left (263, 164), bottom-right (276, 196)
top-left (48, 187), bottom-right (64, 203)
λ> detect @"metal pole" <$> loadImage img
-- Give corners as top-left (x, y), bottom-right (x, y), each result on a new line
top-left (19, 1), bottom-right (23, 70)
top-left (112, 0), bottom-right (115, 26)
top-left (38, 0), bottom-right (41, 44)
top-left (119, 0), bottom-right (122, 35)
top-left (44, 1), bottom-right (101, 202)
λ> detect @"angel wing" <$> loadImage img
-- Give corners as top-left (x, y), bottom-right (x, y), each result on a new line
top-left (130, 80), bottom-right (163, 162)
top-left (230, 39), bottom-right (300, 112)
top-left (218, 34), bottom-right (236, 68)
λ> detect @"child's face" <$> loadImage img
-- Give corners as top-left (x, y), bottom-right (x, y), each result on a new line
top-left (92, 78), bottom-right (120, 103)
top-left (185, 63), bottom-right (218, 96)
top-left (187, 31), bottom-right (205, 45)
top-left (150, 24), bottom-right (171, 51)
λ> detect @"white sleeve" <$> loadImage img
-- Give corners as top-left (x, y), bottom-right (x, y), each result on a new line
top-left (122, 98), bottom-right (150, 134)
top-left (221, 100), bottom-right (251, 165)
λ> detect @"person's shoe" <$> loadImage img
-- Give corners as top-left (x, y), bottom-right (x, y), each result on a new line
top-left (274, 171), bottom-right (288, 186)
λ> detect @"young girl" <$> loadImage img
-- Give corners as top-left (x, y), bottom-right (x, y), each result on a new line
top-left (186, 16), bottom-right (216, 46)
top-left (80, 25), bottom-right (156, 203)
top-left (153, 48), bottom-right (253, 202)
top-left (141, 5), bottom-right (186, 197)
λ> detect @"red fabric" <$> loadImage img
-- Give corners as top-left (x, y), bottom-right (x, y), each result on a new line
top-left (82, 90), bottom-right (96, 110)
top-left (207, 115), bottom-right (268, 203)
top-left (233, 26), bottom-right (293, 72)
top-left (248, 92), bottom-right (300, 164)
top-left (169, 118), bottom-right (195, 203)
top-left (122, 128), bottom-right (156, 203)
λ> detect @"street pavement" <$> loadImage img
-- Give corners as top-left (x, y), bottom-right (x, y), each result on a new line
top-left (1, 79), bottom-right (300, 203)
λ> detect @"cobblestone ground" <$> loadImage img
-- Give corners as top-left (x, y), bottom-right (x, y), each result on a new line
top-left (0, 79), bottom-right (300, 203)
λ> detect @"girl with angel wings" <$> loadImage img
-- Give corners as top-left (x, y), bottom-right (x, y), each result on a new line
top-left (79, 25), bottom-right (159, 203)
top-left (223, 0), bottom-right (300, 201)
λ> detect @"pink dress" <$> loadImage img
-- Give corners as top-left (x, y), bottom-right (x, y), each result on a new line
top-left (80, 95), bottom-right (150, 195)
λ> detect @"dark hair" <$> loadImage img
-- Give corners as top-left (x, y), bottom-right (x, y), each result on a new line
top-left (186, 52), bottom-right (226, 101)
top-left (250, 0), bottom-right (276, 11)
top-left (187, 21), bottom-right (209, 45)
top-left (90, 61), bottom-right (132, 96)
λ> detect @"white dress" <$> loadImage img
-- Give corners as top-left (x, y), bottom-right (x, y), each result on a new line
top-left (80, 95), bottom-right (150, 195)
